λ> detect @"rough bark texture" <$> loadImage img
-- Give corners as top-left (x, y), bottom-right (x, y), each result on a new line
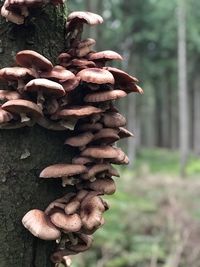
top-left (0, 3), bottom-right (70, 266)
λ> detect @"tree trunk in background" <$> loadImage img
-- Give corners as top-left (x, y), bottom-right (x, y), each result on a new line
top-left (177, 0), bottom-right (189, 176)
top-left (0, 5), bottom-right (69, 266)
top-left (193, 76), bottom-right (200, 156)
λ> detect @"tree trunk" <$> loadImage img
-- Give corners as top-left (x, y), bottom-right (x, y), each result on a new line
top-left (177, 0), bottom-right (189, 176)
top-left (0, 4), bottom-right (69, 266)
top-left (193, 76), bottom-right (200, 156)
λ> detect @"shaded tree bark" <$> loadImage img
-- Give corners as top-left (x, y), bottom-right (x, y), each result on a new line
top-left (0, 4), bottom-right (70, 266)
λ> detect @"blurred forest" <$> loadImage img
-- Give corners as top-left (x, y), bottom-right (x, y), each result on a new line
top-left (68, 0), bottom-right (200, 267)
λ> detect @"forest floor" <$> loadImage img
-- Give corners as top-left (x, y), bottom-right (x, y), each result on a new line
top-left (72, 149), bottom-right (200, 267)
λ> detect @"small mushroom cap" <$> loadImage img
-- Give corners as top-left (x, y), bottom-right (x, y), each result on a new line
top-left (2, 99), bottom-right (43, 118)
top-left (41, 66), bottom-right (75, 81)
top-left (64, 200), bottom-right (80, 215)
top-left (84, 89), bottom-right (127, 103)
top-left (81, 146), bottom-right (119, 159)
top-left (25, 78), bottom-right (65, 97)
top-left (80, 195), bottom-right (105, 231)
top-left (77, 68), bottom-right (115, 85)
top-left (58, 52), bottom-right (71, 63)
top-left (16, 50), bottom-right (53, 72)
top-left (61, 77), bottom-right (80, 92)
top-left (22, 209), bottom-right (61, 240)
top-left (72, 156), bottom-right (94, 165)
top-left (40, 163), bottom-right (87, 178)
top-left (67, 11), bottom-right (103, 26)
top-left (104, 66), bottom-right (139, 83)
top-left (55, 105), bottom-right (102, 118)
top-left (87, 50), bottom-right (123, 61)
top-left (92, 129), bottom-right (119, 145)
top-left (0, 90), bottom-right (21, 102)
top-left (101, 112), bottom-right (126, 128)
top-left (118, 127), bottom-right (134, 139)
top-left (0, 67), bottom-right (34, 81)
top-left (84, 177), bottom-right (116, 195)
top-left (0, 4), bottom-right (24, 24)
top-left (64, 131), bottom-right (94, 147)
top-left (50, 212), bottom-right (82, 232)
top-left (81, 164), bottom-right (112, 180)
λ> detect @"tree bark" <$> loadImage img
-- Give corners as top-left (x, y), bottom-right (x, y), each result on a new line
top-left (177, 0), bottom-right (189, 176)
top-left (0, 4), bottom-right (70, 266)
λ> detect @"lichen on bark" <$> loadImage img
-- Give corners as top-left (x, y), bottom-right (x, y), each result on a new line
top-left (0, 3), bottom-right (70, 266)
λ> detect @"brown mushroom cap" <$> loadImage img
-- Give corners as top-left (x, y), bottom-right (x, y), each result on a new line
top-left (72, 156), bottom-right (94, 165)
top-left (67, 11), bottom-right (103, 26)
top-left (104, 66), bottom-right (139, 83)
top-left (22, 209), bottom-right (61, 240)
top-left (80, 195), bottom-right (105, 231)
top-left (84, 177), bottom-right (116, 195)
top-left (0, 3), bottom-right (24, 24)
top-left (84, 89), bottom-right (127, 103)
top-left (64, 200), bottom-right (80, 215)
top-left (41, 66), bottom-right (75, 81)
top-left (40, 164), bottom-right (87, 178)
top-left (50, 212), bottom-right (82, 232)
top-left (2, 99), bottom-right (43, 118)
top-left (81, 146), bottom-right (119, 159)
top-left (77, 68), bottom-right (115, 85)
top-left (0, 67), bottom-right (34, 81)
top-left (0, 90), bottom-right (21, 102)
top-left (25, 78), bottom-right (66, 97)
top-left (92, 128), bottom-right (120, 145)
top-left (87, 50), bottom-right (123, 61)
top-left (81, 163), bottom-right (113, 180)
top-left (64, 131), bottom-right (94, 147)
top-left (16, 50), bottom-right (53, 72)
top-left (101, 112), bottom-right (126, 128)
top-left (118, 127), bottom-right (134, 139)
top-left (55, 105), bottom-right (102, 118)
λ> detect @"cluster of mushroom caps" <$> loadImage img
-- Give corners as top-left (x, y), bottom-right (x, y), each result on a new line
top-left (0, 0), bottom-right (64, 25)
top-left (0, 11), bottom-right (143, 267)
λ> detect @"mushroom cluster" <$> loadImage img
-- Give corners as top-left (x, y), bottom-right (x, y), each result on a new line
top-left (0, 10), bottom-right (143, 267)
top-left (0, 0), bottom-right (64, 24)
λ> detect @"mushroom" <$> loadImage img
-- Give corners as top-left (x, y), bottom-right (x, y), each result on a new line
top-left (16, 50), bottom-right (53, 77)
top-left (72, 156), bottom-right (94, 165)
top-left (64, 190), bottom-right (88, 215)
top-left (22, 209), bottom-right (61, 240)
top-left (76, 68), bottom-right (115, 86)
top-left (81, 146), bottom-right (119, 159)
top-left (2, 99), bottom-right (43, 125)
top-left (0, 90), bottom-right (21, 104)
top-left (101, 112), bottom-right (126, 128)
top-left (81, 177), bottom-right (116, 195)
top-left (66, 11), bottom-right (103, 44)
top-left (0, 108), bottom-right (14, 123)
top-left (64, 131), bottom-right (94, 149)
top-left (0, 67), bottom-right (35, 93)
top-left (40, 65), bottom-right (75, 82)
top-left (39, 163), bottom-right (87, 187)
top-left (92, 128), bottom-right (120, 145)
top-left (84, 89), bottom-right (127, 103)
top-left (24, 78), bottom-right (65, 109)
top-left (80, 195), bottom-right (106, 231)
top-left (104, 66), bottom-right (144, 94)
top-left (118, 127), bottom-right (134, 139)
top-left (87, 50), bottom-right (123, 67)
top-left (50, 211), bottom-right (82, 233)
top-left (74, 122), bottom-right (103, 133)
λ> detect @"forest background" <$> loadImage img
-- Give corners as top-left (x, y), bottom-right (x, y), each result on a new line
top-left (69, 0), bottom-right (200, 267)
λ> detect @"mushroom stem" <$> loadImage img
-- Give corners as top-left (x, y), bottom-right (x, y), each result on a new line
top-left (37, 90), bottom-right (45, 109)
top-left (62, 176), bottom-right (78, 187)
top-left (20, 112), bottom-right (30, 123)
top-left (17, 79), bottom-right (25, 94)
